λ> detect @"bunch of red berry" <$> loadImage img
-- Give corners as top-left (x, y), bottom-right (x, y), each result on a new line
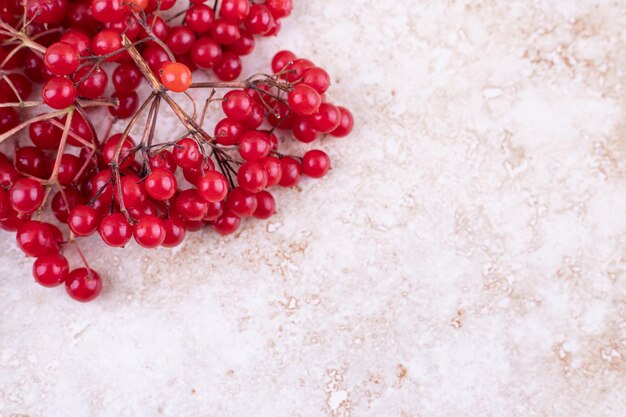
top-left (0, 0), bottom-right (354, 302)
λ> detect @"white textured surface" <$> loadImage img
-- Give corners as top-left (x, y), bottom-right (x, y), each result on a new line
top-left (1, 1), bottom-right (626, 416)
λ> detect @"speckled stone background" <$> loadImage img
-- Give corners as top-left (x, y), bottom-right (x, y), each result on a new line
top-left (1, 1), bottom-right (626, 416)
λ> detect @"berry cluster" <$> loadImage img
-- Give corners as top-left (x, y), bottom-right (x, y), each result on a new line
top-left (0, 0), bottom-right (354, 302)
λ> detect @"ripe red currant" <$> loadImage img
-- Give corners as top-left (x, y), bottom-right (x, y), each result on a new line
top-left (44, 42), bottom-right (79, 76)
top-left (288, 83), bottom-right (322, 116)
top-left (330, 106), bottom-right (354, 137)
top-left (162, 217), bottom-right (186, 248)
top-left (42, 76), bottom-right (76, 109)
top-left (33, 252), bottom-right (69, 287)
top-left (99, 213), bottom-right (132, 247)
top-left (10, 178), bottom-right (44, 214)
top-left (175, 189), bottom-right (208, 221)
top-left (133, 215), bottom-right (166, 248)
top-left (197, 170), bottom-right (229, 202)
top-left (222, 90), bottom-right (253, 121)
top-left (278, 157), bottom-right (302, 187)
top-left (65, 268), bottom-right (102, 302)
top-left (237, 161), bottom-right (268, 193)
top-left (253, 190), bottom-right (276, 219)
top-left (173, 138), bottom-right (202, 169)
top-left (212, 210), bottom-right (241, 235)
top-left (302, 150), bottom-right (331, 178)
top-left (16, 220), bottom-right (59, 257)
top-left (238, 131), bottom-right (271, 161)
top-left (145, 168), bottom-right (177, 201)
top-left (68, 205), bottom-right (99, 236)
top-left (272, 50), bottom-right (296, 74)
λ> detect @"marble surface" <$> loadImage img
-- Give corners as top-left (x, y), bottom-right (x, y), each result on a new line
top-left (1, 0), bottom-right (626, 416)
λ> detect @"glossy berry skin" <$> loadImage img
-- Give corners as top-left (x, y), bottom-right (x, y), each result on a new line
top-left (302, 150), bottom-right (331, 178)
top-left (15, 146), bottom-right (51, 179)
top-left (44, 42), bottom-right (79, 76)
top-left (162, 217), bottom-right (186, 248)
top-left (116, 174), bottom-right (146, 209)
top-left (112, 63), bottom-right (142, 93)
top-left (214, 118), bottom-right (244, 146)
top-left (245, 4), bottom-right (275, 35)
top-left (0, 108), bottom-right (20, 135)
top-left (73, 66), bottom-right (108, 99)
top-left (42, 77), bottom-right (76, 109)
top-left (58, 154), bottom-right (81, 186)
top-left (145, 168), bottom-right (177, 201)
top-left (260, 156), bottom-right (282, 187)
top-left (191, 37), bottom-right (222, 69)
top-left (220, 0), bottom-right (251, 22)
top-left (238, 131), bottom-right (271, 161)
top-left (185, 5), bottom-right (214, 33)
top-left (173, 138), bottom-right (202, 169)
top-left (175, 189), bottom-right (208, 221)
top-left (285, 58), bottom-right (314, 83)
top-left (288, 84), bottom-right (322, 116)
top-left (133, 215), bottom-right (166, 248)
top-left (68, 205), bottom-right (99, 236)
top-left (210, 19), bottom-right (241, 45)
top-left (10, 178), bottom-right (44, 214)
top-left (0, 73), bottom-right (33, 101)
top-left (33, 253), bottom-right (69, 287)
top-left (16, 221), bottom-right (58, 257)
top-left (222, 90), bottom-right (253, 121)
top-left (183, 159), bottom-right (215, 185)
top-left (166, 26), bottom-right (196, 55)
top-left (102, 133), bottom-right (136, 169)
top-left (60, 29), bottom-right (92, 57)
top-left (92, 30), bottom-right (123, 61)
top-left (303, 67), bottom-right (331, 94)
top-left (197, 171), bottom-right (229, 203)
top-left (109, 91), bottom-right (139, 119)
top-left (99, 213), bottom-right (132, 247)
top-left (292, 116), bottom-right (320, 143)
top-left (237, 161), bottom-right (268, 193)
top-left (212, 210), bottom-right (241, 235)
top-left (160, 62), bottom-right (192, 92)
top-left (227, 29), bottom-right (255, 55)
top-left (226, 187), bottom-right (257, 217)
top-left (331, 107), bottom-right (355, 138)
top-left (26, 0), bottom-right (67, 25)
top-left (310, 103), bottom-right (341, 133)
top-left (278, 157), bottom-right (302, 187)
top-left (253, 190), bottom-right (276, 219)
top-left (213, 52), bottom-right (242, 81)
top-left (91, 0), bottom-right (127, 23)
top-left (149, 150), bottom-right (177, 172)
top-left (203, 200), bottom-right (225, 221)
top-left (51, 188), bottom-right (83, 223)
top-left (272, 50), bottom-right (296, 74)
top-left (65, 268), bottom-right (102, 302)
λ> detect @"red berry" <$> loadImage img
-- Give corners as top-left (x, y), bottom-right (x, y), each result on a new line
top-left (244, 4), bottom-right (275, 35)
top-left (222, 90), bottom-right (253, 121)
top-left (214, 118), bottom-right (244, 146)
top-left (175, 189), bottom-right (208, 221)
top-left (0, 73), bottom-right (33, 102)
top-left (212, 210), bottom-right (240, 235)
top-left (149, 150), bottom-right (177, 172)
top-left (227, 29), bottom-right (255, 56)
top-left (145, 168), bottom-right (177, 201)
top-left (204, 200), bottom-right (225, 221)
top-left (253, 190), bottom-right (276, 219)
top-left (65, 268), bottom-right (102, 302)
top-left (237, 161), bottom-right (267, 193)
top-left (226, 187), bottom-right (257, 217)
top-left (92, 30), bottom-right (123, 61)
top-left (68, 205), bottom-right (99, 236)
top-left (133, 215), bottom-right (166, 248)
top-left (310, 102), bottom-right (341, 133)
top-left (73, 65), bottom-right (108, 99)
top-left (185, 5), bottom-right (214, 33)
top-left (102, 133), bottom-right (136, 169)
top-left (116, 174), bottom-right (146, 209)
top-left (58, 154), bottom-right (81, 186)
top-left (16, 220), bottom-right (59, 257)
top-left (278, 157), bottom-right (302, 187)
top-left (210, 19), bottom-right (241, 45)
top-left (302, 150), bottom-right (331, 178)
top-left (288, 84), bottom-right (322, 116)
top-left (285, 58), bottom-right (314, 83)
top-left (238, 131), bottom-right (271, 161)
top-left (109, 91), bottom-right (139, 119)
top-left (15, 146), bottom-right (51, 179)
top-left (10, 178), bottom-right (44, 214)
top-left (160, 62), bottom-right (192, 92)
top-left (259, 156), bottom-right (282, 187)
top-left (99, 212), bottom-right (132, 247)
top-left (213, 52), bottom-right (242, 81)
top-left (26, 0), bottom-right (67, 25)
top-left (44, 41), bottom-right (79, 76)
top-left (162, 217), bottom-right (186, 247)
top-left (42, 76), bottom-right (76, 109)
top-left (173, 138), bottom-right (202, 169)
top-left (0, 108), bottom-right (20, 135)
top-left (33, 252), bottom-right (69, 287)
top-left (330, 106), bottom-right (354, 137)
top-left (51, 188), bottom-right (83, 223)
top-left (112, 63), bottom-right (142, 93)
top-left (91, 0), bottom-right (127, 23)
top-left (291, 116), bottom-right (320, 143)
top-left (166, 26), bottom-right (196, 55)
top-left (191, 37), bottom-right (222, 68)
top-left (220, 0), bottom-right (251, 22)
top-left (272, 50), bottom-right (296, 74)
top-left (183, 159), bottom-right (215, 185)
top-left (197, 170), bottom-right (229, 203)
top-left (266, 0), bottom-right (292, 18)
top-left (302, 67), bottom-right (331, 94)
